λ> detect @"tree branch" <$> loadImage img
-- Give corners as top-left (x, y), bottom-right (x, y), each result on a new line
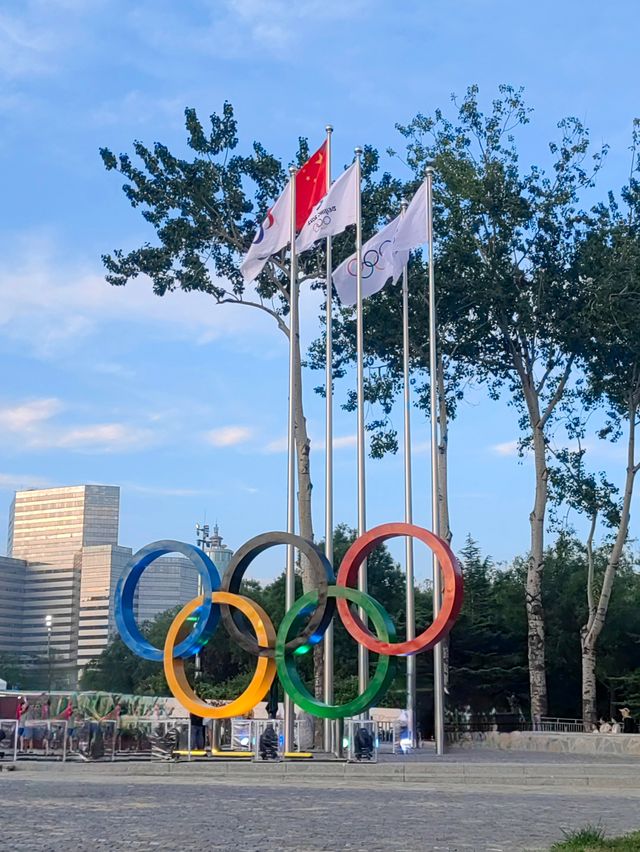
top-left (219, 296), bottom-right (289, 337)
top-left (540, 355), bottom-right (575, 429)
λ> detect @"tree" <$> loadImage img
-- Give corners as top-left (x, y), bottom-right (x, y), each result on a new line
top-left (312, 85), bottom-right (607, 718)
top-left (100, 104), bottom-right (320, 572)
top-left (567, 122), bottom-right (640, 727)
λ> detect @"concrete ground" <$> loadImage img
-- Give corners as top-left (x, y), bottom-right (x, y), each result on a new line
top-left (2, 752), bottom-right (640, 851)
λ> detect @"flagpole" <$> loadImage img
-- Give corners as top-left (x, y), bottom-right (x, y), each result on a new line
top-left (323, 125), bottom-right (334, 754)
top-left (401, 197), bottom-right (416, 748)
top-left (426, 165), bottom-right (445, 756)
top-left (285, 166), bottom-right (298, 756)
top-left (354, 146), bottom-right (369, 699)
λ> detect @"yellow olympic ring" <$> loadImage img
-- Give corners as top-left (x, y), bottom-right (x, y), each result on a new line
top-left (163, 591), bottom-right (276, 718)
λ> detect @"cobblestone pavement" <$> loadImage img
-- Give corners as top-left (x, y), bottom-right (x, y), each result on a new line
top-left (2, 771), bottom-right (640, 851)
top-left (377, 747), bottom-right (640, 764)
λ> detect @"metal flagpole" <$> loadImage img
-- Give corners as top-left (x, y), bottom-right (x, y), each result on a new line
top-left (426, 165), bottom-right (445, 756)
top-left (284, 166), bottom-right (298, 755)
top-left (354, 147), bottom-right (369, 698)
top-left (323, 125), bottom-right (335, 754)
top-left (400, 198), bottom-right (417, 748)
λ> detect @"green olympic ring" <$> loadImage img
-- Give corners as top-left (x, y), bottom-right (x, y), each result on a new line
top-left (275, 585), bottom-right (397, 719)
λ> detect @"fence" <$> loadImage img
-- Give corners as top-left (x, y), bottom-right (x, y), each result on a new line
top-left (537, 717), bottom-right (585, 733)
top-left (0, 718), bottom-right (69, 762)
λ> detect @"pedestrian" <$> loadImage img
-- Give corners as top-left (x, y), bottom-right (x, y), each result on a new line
top-left (620, 707), bottom-right (638, 734)
top-left (16, 695), bottom-right (29, 751)
top-left (189, 712), bottom-right (205, 751)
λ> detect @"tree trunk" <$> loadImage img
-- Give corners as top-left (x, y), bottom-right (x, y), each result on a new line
top-left (512, 348), bottom-right (573, 722)
top-left (581, 633), bottom-right (597, 732)
top-left (436, 354), bottom-right (452, 691)
top-left (290, 295), bottom-right (322, 707)
top-left (581, 398), bottom-right (638, 730)
top-left (581, 514), bottom-right (598, 731)
top-left (526, 420), bottom-right (548, 720)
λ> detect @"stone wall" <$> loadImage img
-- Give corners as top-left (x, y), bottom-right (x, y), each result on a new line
top-left (448, 730), bottom-right (640, 757)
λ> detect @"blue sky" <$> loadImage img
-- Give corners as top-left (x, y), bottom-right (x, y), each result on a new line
top-left (0, 0), bottom-right (638, 580)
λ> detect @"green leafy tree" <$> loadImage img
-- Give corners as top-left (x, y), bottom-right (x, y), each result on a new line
top-left (311, 85), bottom-right (607, 718)
top-left (567, 121), bottom-right (640, 727)
top-left (100, 105), bottom-right (333, 697)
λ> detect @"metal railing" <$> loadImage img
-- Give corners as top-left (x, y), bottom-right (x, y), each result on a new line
top-left (537, 717), bottom-right (585, 733)
top-left (0, 718), bottom-right (69, 762)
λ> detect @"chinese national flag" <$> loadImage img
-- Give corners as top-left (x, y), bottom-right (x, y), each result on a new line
top-left (295, 141), bottom-right (327, 231)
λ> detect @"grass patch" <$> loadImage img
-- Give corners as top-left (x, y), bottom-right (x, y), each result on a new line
top-left (551, 824), bottom-right (640, 850)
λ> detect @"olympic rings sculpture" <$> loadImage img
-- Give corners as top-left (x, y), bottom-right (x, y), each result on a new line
top-left (114, 522), bottom-right (464, 720)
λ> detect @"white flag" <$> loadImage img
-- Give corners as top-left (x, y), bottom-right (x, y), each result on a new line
top-left (392, 180), bottom-right (427, 253)
top-left (296, 162), bottom-right (357, 254)
top-left (333, 215), bottom-right (409, 305)
top-left (241, 180), bottom-right (292, 283)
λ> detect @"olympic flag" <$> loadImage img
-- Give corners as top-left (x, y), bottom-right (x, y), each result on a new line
top-left (333, 215), bottom-right (409, 305)
top-left (296, 161), bottom-right (358, 254)
top-left (240, 179), bottom-right (292, 283)
top-left (393, 179), bottom-right (427, 252)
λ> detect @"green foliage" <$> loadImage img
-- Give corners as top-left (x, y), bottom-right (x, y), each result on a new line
top-left (309, 84), bottom-right (607, 455)
top-left (551, 826), bottom-right (640, 851)
top-left (86, 528), bottom-right (640, 729)
top-left (0, 651), bottom-right (47, 690)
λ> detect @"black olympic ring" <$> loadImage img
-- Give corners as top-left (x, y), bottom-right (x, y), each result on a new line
top-left (220, 531), bottom-right (335, 657)
top-left (312, 214), bottom-right (332, 232)
top-left (347, 239), bottom-right (392, 279)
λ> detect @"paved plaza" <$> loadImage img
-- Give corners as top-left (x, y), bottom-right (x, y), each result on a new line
top-left (2, 756), bottom-right (640, 851)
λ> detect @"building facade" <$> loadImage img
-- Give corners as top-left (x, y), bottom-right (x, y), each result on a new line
top-left (136, 556), bottom-right (199, 625)
top-left (0, 555), bottom-right (26, 655)
top-left (0, 485), bottom-right (234, 688)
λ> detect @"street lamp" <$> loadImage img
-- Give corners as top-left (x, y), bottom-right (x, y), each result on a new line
top-left (45, 614), bottom-right (53, 694)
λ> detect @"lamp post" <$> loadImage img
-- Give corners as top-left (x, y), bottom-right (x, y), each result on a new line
top-left (45, 614), bottom-right (53, 694)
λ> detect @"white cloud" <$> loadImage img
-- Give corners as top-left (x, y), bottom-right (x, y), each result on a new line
top-left (89, 89), bottom-right (185, 128)
top-left (0, 396), bottom-right (157, 453)
top-left (204, 425), bottom-right (254, 447)
top-left (0, 472), bottom-right (51, 490)
top-left (0, 233), bottom-right (279, 357)
top-left (491, 440), bottom-right (520, 457)
top-left (49, 423), bottom-right (154, 453)
top-left (0, 398), bottom-right (63, 431)
top-left (225, 0), bottom-right (370, 50)
top-left (123, 482), bottom-right (217, 497)
top-left (333, 434), bottom-right (357, 449)
top-left (264, 435), bottom-right (288, 454)
top-left (263, 433), bottom-right (356, 453)
top-left (0, 1), bottom-right (100, 81)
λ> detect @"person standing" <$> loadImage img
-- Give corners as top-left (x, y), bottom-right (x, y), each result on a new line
top-left (620, 707), bottom-right (638, 734)
top-left (16, 695), bottom-right (29, 752)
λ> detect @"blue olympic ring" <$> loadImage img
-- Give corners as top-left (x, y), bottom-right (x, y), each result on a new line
top-left (347, 239), bottom-right (392, 279)
top-left (114, 540), bottom-right (221, 662)
top-left (312, 214), bottom-right (332, 232)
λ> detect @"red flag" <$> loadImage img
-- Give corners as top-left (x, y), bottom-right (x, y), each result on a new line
top-left (295, 141), bottom-right (327, 231)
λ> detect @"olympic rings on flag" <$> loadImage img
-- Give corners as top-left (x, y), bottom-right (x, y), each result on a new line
top-left (115, 524), bottom-right (464, 720)
top-left (312, 214), bottom-right (332, 232)
top-left (346, 239), bottom-right (392, 279)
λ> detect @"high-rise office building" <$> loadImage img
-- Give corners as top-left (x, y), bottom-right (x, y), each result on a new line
top-left (4, 485), bottom-right (122, 686)
top-left (137, 556), bottom-right (199, 625)
top-left (8, 484), bottom-right (119, 566)
top-left (77, 544), bottom-right (132, 671)
top-left (0, 555), bottom-right (27, 655)
top-left (0, 485), bottom-right (234, 688)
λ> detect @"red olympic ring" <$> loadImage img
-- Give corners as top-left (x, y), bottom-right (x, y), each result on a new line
top-left (336, 522), bottom-right (464, 656)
